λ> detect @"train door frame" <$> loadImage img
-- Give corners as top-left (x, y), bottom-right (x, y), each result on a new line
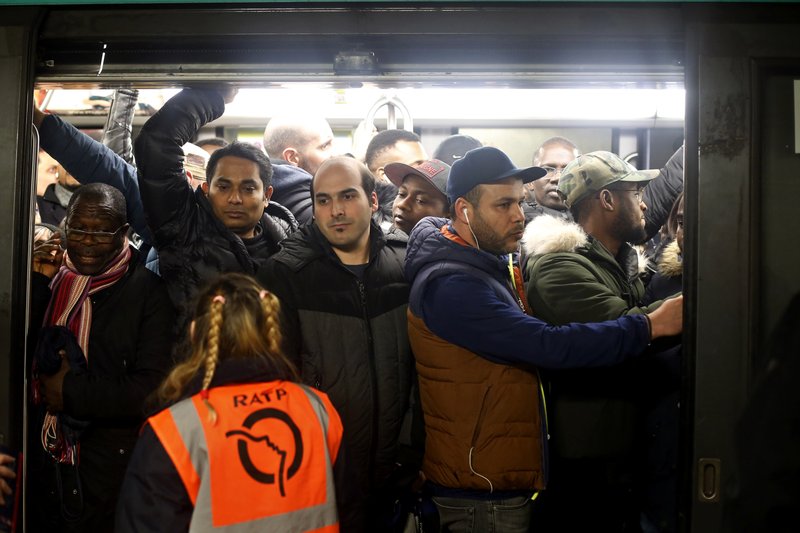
top-left (5, 3), bottom-right (800, 533)
top-left (684, 6), bottom-right (800, 532)
top-left (0, 4), bottom-right (39, 467)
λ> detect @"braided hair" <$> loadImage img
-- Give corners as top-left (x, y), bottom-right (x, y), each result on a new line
top-left (159, 273), bottom-right (298, 423)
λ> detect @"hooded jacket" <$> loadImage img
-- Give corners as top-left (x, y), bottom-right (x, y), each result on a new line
top-left (644, 239), bottom-right (683, 305)
top-left (134, 88), bottom-right (297, 320)
top-left (406, 217), bottom-right (652, 492)
top-left (523, 215), bottom-right (661, 322)
top-left (522, 215), bottom-right (668, 460)
top-left (256, 221), bottom-right (415, 531)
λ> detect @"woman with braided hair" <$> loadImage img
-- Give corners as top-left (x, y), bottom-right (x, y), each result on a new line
top-left (116, 273), bottom-right (343, 532)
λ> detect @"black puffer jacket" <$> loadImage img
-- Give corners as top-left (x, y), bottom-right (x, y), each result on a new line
top-left (270, 160), bottom-right (313, 225)
top-left (27, 252), bottom-right (176, 532)
top-left (257, 222), bottom-right (416, 532)
top-left (522, 200), bottom-right (571, 225)
top-left (642, 145), bottom-right (684, 240)
top-left (134, 88), bottom-right (297, 320)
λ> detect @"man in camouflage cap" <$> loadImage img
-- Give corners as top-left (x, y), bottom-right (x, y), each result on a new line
top-left (558, 150), bottom-right (659, 211)
top-left (522, 150), bottom-right (679, 532)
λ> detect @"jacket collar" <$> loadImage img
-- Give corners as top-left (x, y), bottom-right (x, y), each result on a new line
top-left (405, 217), bottom-right (510, 284)
top-left (275, 219), bottom-right (386, 272)
top-left (522, 214), bottom-right (645, 280)
top-left (658, 239), bottom-right (683, 278)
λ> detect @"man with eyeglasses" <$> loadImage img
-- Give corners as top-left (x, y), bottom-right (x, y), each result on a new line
top-left (28, 183), bottom-right (175, 531)
top-left (523, 136), bottom-right (578, 223)
top-left (522, 151), bottom-right (682, 532)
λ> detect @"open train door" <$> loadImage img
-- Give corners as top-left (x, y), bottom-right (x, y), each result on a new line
top-left (684, 5), bottom-right (800, 532)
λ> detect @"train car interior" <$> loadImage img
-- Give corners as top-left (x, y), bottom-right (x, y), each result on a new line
top-left (3, 3), bottom-right (800, 532)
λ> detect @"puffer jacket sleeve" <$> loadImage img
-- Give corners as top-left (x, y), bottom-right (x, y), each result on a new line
top-left (38, 113), bottom-right (154, 245)
top-left (101, 88), bottom-right (138, 166)
top-left (134, 88), bottom-right (225, 242)
top-left (422, 272), bottom-right (651, 370)
top-left (643, 145), bottom-right (684, 241)
top-left (115, 423), bottom-right (193, 532)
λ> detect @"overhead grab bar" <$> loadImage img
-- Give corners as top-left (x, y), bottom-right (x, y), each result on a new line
top-left (365, 95), bottom-right (414, 132)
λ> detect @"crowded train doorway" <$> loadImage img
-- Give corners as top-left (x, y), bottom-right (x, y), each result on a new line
top-left (7, 3), bottom-right (800, 533)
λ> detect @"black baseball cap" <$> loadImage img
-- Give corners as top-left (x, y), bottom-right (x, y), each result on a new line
top-left (447, 146), bottom-right (546, 204)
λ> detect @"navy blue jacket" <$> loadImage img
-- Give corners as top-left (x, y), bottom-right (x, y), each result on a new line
top-left (405, 217), bottom-right (651, 369)
top-left (38, 114), bottom-right (153, 245)
top-left (270, 161), bottom-right (313, 225)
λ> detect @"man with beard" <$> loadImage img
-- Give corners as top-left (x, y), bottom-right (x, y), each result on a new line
top-left (257, 157), bottom-right (420, 532)
top-left (522, 151), bottom-right (678, 532)
top-left (405, 147), bottom-right (684, 532)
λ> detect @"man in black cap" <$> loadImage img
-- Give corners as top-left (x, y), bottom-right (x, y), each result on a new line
top-left (384, 159), bottom-right (451, 238)
top-left (404, 146), bottom-right (684, 532)
top-left (432, 134), bottom-right (482, 167)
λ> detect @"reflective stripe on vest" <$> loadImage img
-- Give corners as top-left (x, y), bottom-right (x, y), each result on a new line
top-left (149, 381), bottom-right (341, 532)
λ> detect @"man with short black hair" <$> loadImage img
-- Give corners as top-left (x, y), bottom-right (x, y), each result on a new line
top-left (258, 156), bottom-right (419, 532)
top-left (365, 129), bottom-right (427, 182)
top-left (406, 146), bottom-right (683, 533)
top-left (194, 136), bottom-right (228, 155)
top-left (135, 88), bottom-right (297, 322)
top-left (523, 150), bottom-right (681, 532)
top-left (364, 130), bottom-right (428, 230)
top-left (28, 183), bottom-right (175, 532)
top-left (523, 136), bottom-right (579, 222)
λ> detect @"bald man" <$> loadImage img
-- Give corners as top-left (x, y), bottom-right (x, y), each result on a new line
top-left (263, 116), bottom-right (335, 224)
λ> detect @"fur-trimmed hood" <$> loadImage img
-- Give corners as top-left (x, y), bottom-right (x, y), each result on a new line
top-left (522, 214), bottom-right (647, 274)
top-left (522, 214), bottom-right (588, 256)
top-left (658, 239), bottom-right (683, 278)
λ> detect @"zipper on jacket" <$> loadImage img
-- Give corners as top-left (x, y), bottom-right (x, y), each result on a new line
top-left (357, 279), bottom-right (380, 488)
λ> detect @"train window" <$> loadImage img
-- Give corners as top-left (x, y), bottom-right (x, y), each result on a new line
top-left (38, 85), bottom-right (685, 169)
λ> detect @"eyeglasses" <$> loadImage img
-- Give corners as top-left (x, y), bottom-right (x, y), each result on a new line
top-left (541, 166), bottom-right (567, 177)
top-left (65, 225), bottom-right (125, 244)
top-left (611, 188), bottom-right (644, 202)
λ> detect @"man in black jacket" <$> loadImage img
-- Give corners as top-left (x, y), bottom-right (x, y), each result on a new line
top-left (134, 88), bottom-right (297, 322)
top-left (257, 156), bottom-right (419, 532)
top-left (29, 183), bottom-right (175, 532)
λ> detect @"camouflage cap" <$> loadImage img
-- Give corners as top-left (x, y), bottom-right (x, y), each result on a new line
top-left (558, 150), bottom-right (660, 208)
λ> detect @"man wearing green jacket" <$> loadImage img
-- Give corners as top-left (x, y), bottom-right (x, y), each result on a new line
top-left (523, 151), bottom-right (680, 532)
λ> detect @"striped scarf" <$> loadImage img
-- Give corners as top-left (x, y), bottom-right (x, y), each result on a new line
top-left (37, 242), bottom-right (132, 464)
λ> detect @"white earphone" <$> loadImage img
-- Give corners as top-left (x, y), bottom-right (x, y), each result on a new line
top-left (463, 208), bottom-right (469, 224)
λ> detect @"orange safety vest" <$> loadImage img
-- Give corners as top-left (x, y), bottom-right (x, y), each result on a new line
top-left (148, 380), bottom-right (342, 532)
